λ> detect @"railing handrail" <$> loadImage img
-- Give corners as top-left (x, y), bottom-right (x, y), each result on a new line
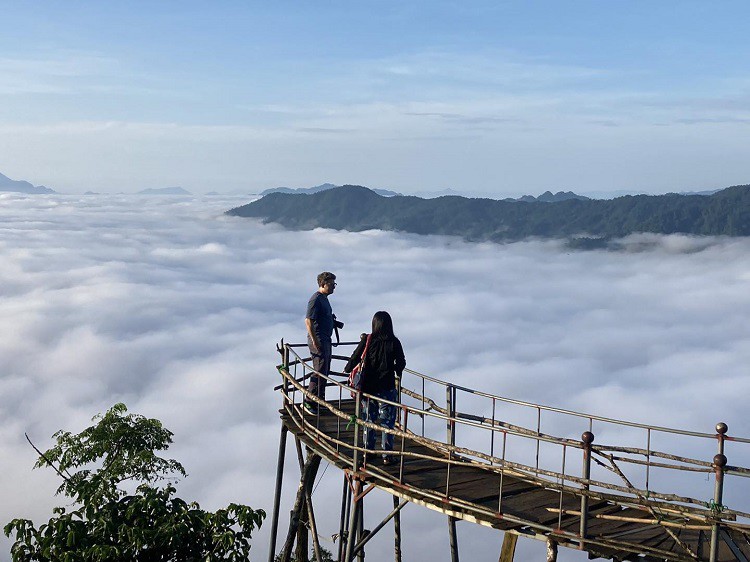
top-left (277, 346), bottom-right (750, 526)
top-left (286, 340), bottom-right (750, 443)
top-left (280, 344), bottom-right (750, 477)
top-left (405, 367), bottom-right (750, 442)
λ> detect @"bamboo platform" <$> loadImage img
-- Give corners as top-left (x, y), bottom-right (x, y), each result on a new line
top-left (269, 341), bottom-right (750, 562)
top-left (282, 399), bottom-right (749, 562)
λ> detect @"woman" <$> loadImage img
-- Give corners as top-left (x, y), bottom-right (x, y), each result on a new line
top-left (345, 311), bottom-right (406, 465)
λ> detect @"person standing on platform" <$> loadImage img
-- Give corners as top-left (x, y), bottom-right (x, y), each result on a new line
top-left (304, 271), bottom-right (339, 413)
top-left (345, 311), bottom-right (406, 465)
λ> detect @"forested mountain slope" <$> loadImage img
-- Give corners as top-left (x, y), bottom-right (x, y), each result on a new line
top-left (226, 184), bottom-right (750, 242)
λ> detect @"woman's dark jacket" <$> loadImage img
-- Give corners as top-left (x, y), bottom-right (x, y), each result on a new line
top-left (345, 334), bottom-right (406, 395)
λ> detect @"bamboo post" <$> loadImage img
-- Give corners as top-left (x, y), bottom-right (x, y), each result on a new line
top-left (344, 479), bottom-right (363, 562)
top-left (498, 533), bottom-right (517, 562)
top-left (294, 502), bottom-right (309, 562)
top-left (356, 499), bottom-right (365, 562)
top-left (579, 431), bottom-right (594, 545)
top-left (338, 475), bottom-right (351, 562)
top-left (306, 493), bottom-right (322, 562)
top-left (448, 516), bottom-right (459, 562)
top-left (546, 538), bottom-right (558, 562)
top-left (350, 500), bottom-right (408, 558)
top-left (340, 479), bottom-right (353, 562)
top-left (393, 495), bottom-right (402, 562)
top-left (267, 425), bottom-right (289, 562)
top-left (292, 442), bottom-right (323, 562)
top-left (278, 452), bottom-right (322, 562)
top-left (709, 422), bottom-right (728, 562)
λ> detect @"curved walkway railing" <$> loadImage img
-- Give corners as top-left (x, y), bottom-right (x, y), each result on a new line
top-left (275, 340), bottom-right (750, 561)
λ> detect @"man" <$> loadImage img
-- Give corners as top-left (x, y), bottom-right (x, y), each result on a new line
top-left (304, 271), bottom-right (339, 413)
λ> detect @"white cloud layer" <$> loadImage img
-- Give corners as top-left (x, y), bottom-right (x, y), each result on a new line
top-left (1, 193), bottom-right (749, 561)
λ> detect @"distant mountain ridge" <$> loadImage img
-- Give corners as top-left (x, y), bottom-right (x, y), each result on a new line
top-left (260, 183), bottom-right (401, 198)
top-left (226, 183), bottom-right (750, 243)
top-left (0, 172), bottom-right (56, 194)
top-left (509, 190), bottom-right (590, 203)
top-left (136, 186), bottom-right (192, 195)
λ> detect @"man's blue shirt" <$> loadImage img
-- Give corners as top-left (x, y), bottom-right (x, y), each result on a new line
top-left (306, 291), bottom-right (333, 341)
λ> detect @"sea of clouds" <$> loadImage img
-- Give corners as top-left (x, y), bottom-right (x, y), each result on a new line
top-left (1, 192), bottom-right (749, 562)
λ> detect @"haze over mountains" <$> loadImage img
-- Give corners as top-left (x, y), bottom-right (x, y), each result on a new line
top-left (227, 183), bottom-right (750, 245)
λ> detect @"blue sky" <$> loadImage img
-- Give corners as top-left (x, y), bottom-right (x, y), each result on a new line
top-left (1, 1), bottom-right (749, 195)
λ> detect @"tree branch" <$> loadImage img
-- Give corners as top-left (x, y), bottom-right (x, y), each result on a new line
top-left (25, 433), bottom-right (72, 482)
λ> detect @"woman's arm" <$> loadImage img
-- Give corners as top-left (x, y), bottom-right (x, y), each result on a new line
top-left (344, 334), bottom-right (368, 373)
top-left (394, 338), bottom-right (406, 376)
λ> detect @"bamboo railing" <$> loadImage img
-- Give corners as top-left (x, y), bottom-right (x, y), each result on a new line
top-left (275, 340), bottom-right (750, 562)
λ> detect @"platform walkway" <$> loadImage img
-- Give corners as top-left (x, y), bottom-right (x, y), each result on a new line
top-left (270, 341), bottom-right (750, 562)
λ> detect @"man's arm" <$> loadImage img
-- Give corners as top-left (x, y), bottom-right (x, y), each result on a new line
top-left (305, 317), bottom-right (319, 353)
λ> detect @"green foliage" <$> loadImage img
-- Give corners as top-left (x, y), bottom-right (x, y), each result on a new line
top-left (227, 183), bottom-right (750, 243)
top-left (5, 403), bottom-right (265, 562)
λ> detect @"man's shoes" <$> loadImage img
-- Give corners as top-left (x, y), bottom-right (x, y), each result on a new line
top-left (382, 454), bottom-right (396, 466)
top-left (303, 401), bottom-right (319, 415)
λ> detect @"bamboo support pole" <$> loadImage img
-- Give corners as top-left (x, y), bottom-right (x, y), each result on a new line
top-left (357, 497), bottom-right (365, 562)
top-left (546, 538), bottom-right (557, 562)
top-left (344, 479), bottom-right (363, 562)
top-left (349, 499), bottom-right (408, 559)
top-left (278, 450), bottom-right (322, 562)
top-left (448, 516), bottom-right (459, 562)
top-left (338, 474), bottom-right (351, 562)
top-left (267, 425), bottom-right (289, 562)
top-left (293, 439), bottom-right (323, 562)
top-left (393, 495), bottom-right (402, 562)
top-left (498, 533), bottom-right (517, 562)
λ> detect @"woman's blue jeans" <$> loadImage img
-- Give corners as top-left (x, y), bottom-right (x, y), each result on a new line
top-left (361, 388), bottom-right (399, 452)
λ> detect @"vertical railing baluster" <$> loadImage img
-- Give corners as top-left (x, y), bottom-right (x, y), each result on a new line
top-left (536, 407), bottom-right (541, 474)
top-left (291, 354), bottom-right (297, 409)
top-left (498, 431), bottom-right (507, 514)
top-left (490, 398), bottom-right (496, 464)
top-left (352, 394), bottom-right (362, 471)
top-left (399, 408), bottom-right (408, 484)
top-left (396, 374), bottom-right (402, 425)
top-left (557, 444), bottom-right (567, 530)
top-left (445, 385), bottom-right (454, 497)
top-left (580, 432), bottom-right (594, 545)
top-left (336, 383), bottom-right (342, 452)
top-left (645, 428), bottom-right (651, 493)
top-left (709, 422), bottom-right (728, 562)
top-left (421, 378), bottom-right (425, 437)
top-left (282, 342), bottom-right (290, 400)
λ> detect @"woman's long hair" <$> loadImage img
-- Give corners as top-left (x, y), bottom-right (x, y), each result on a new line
top-left (371, 310), bottom-right (394, 339)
